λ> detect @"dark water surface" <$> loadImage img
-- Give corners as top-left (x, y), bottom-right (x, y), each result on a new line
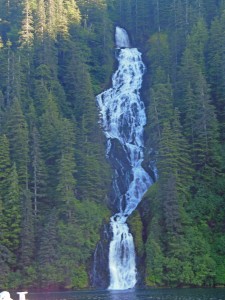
top-left (15, 288), bottom-right (225, 300)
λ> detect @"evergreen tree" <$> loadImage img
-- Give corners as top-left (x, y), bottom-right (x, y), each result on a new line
top-left (19, 190), bottom-right (35, 269)
top-left (0, 135), bottom-right (11, 200)
top-left (186, 18), bottom-right (208, 71)
top-left (208, 10), bottom-right (225, 140)
top-left (57, 118), bottom-right (77, 218)
top-left (46, 0), bottom-right (57, 38)
top-left (179, 49), bottom-right (221, 180)
top-left (40, 93), bottom-right (62, 203)
top-left (0, 90), bottom-right (5, 126)
top-left (145, 80), bottom-right (174, 153)
top-left (7, 98), bottom-right (29, 188)
top-left (30, 126), bottom-right (47, 217)
top-left (34, 0), bottom-right (46, 41)
top-left (19, 0), bottom-right (34, 48)
top-left (56, 0), bottom-right (69, 37)
top-left (64, 0), bottom-right (81, 25)
top-left (146, 32), bottom-right (171, 84)
top-left (2, 163), bottom-right (21, 252)
top-left (37, 209), bottom-right (59, 287)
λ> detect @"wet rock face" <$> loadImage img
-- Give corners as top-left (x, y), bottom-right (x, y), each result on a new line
top-left (108, 138), bottom-right (133, 212)
top-left (91, 223), bottom-right (112, 288)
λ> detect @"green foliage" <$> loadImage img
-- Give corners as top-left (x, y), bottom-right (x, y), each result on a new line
top-left (70, 265), bottom-right (88, 289)
top-left (0, 135), bottom-right (11, 199)
top-left (146, 32), bottom-right (171, 83)
top-left (7, 99), bottom-right (29, 187)
top-left (2, 163), bottom-right (21, 252)
top-left (128, 210), bottom-right (144, 257)
top-left (145, 227), bottom-right (164, 286)
top-left (19, 190), bottom-right (35, 269)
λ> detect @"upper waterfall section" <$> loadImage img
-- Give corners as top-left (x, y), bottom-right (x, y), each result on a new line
top-left (115, 27), bottom-right (130, 48)
top-left (97, 27), bottom-right (153, 216)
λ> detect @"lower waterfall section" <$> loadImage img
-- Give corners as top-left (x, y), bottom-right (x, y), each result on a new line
top-left (108, 215), bottom-right (136, 290)
top-left (96, 27), bottom-right (153, 290)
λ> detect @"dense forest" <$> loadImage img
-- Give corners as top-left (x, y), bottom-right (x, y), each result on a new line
top-left (0, 0), bottom-right (225, 290)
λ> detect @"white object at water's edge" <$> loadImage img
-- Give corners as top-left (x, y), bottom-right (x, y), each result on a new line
top-left (0, 291), bottom-right (28, 300)
top-left (17, 292), bottom-right (28, 300)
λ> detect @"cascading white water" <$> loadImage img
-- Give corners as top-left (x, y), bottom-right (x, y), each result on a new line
top-left (115, 27), bottom-right (130, 48)
top-left (97, 27), bottom-right (153, 290)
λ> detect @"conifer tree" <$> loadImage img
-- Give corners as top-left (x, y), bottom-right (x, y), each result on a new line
top-left (179, 47), bottom-right (221, 180)
top-left (3, 163), bottom-right (21, 252)
top-left (46, 0), bottom-right (57, 38)
top-left (186, 17), bottom-right (208, 72)
top-left (208, 10), bottom-right (225, 139)
top-left (146, 33), bottom-right (170, 84)
top-left (30, 126), bottom-right (47, 217)
top-left (145, 80), bottom-right (174, 152)
top-left (19, 190), bottom-right (35, 269)
top-left (0, 135), bottom-right (11, 200)
top-left (38, 209), bottom-right (59, 286)
top-left (33, 64), bottom-right (54, 114)
top-left (56, 0), bottom-right (69, 37)
top-left (0, 89), bottom-right (4, 118)
top-left (57, 118), bottom-right (77, 218)
top-left (7, 98), bottom-right (29, 188)
top-left (0, 243), bottom-right (12, 288)
top-left (40, 93), bottom-right (61, 203)
top-left (0, 135), bottom-right (13, 277)
top-left (19, 0), bottom-right (34, 48)
top-left (64, 0), bottom-right (81, 25)
top-left (172, 108), bottom-right (192, 194)
top-left (35, 0), bottom-right (46, 41)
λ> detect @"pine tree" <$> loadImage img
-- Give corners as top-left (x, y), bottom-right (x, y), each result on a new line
top-left (56, 0), bottom-right (69, 37)
top-left (40, 93), bottom-right (61, 203)
top-left (57, 118), bottom-right (77, 218)
top-left (0, 135), bottom-right (11, 200)
top-left (0, 90), bottom-right (5, 126)
top-left (0, 41), bottom-right (20, 107)
top-left (0, 243), bottom-right (12, 288)
top-left (146, 32), bottom-right (170, 84)
top-left (38, 209), bottom-right (58, 266)
top-left (2, 163), bottom-right (21, 252)
top-left (191, 72), bottom-right (221, 178)
top-left (172, 108), bottom-right (192, 194)
top-left (64, 0), bottom-right (81, 25)
top-left (19, 0), bottom-right (34, 48)
top-left (7, 98), bottom-right (29, 188)
top-left (145, 80), bottom-right (174, 152)
top-left (37, 209), bottom-right (59, 286)
top-left (179, 47), bottom-right (221, 179)
top-left (19, 190), bottom-right (35, 269)
top-left (33, 64), bottom-right (53, 114)
top-left (46, 0), bottom-right (57, 38)
top-left (30, 126), bottom-right (47, 217)
top-left (208, 10), bottom-right (225, 139)
top-left (130, 0), bottom-right (152, 41)
top-left (35, 0), bottom-right (46, 41)
top-left (186, 17), bottom-right (208, 73)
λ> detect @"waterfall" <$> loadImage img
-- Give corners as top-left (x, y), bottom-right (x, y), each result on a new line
top-left (96, 27), bottom-right (153, 290)
top-left (115, 27), bottom-right (130, 48)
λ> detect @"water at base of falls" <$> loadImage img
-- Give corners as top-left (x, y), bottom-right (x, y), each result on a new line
top-left (97, 27), bottom-right (153, 290)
